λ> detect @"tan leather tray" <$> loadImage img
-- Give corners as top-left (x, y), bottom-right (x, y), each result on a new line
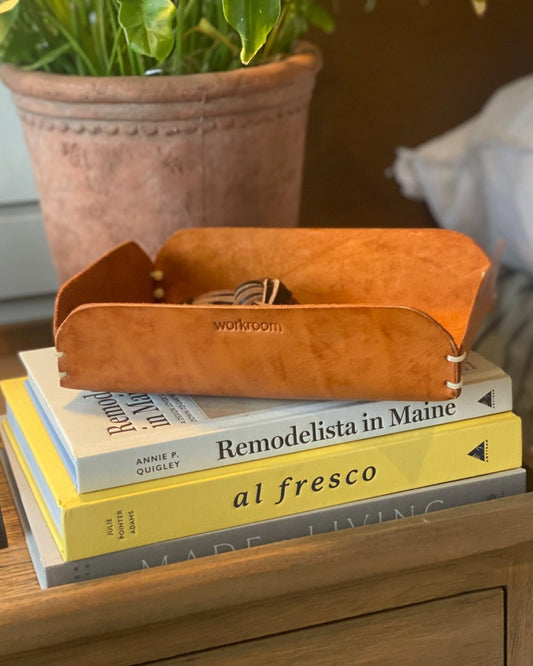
top-left (53, 227), bottom-right (496, 401)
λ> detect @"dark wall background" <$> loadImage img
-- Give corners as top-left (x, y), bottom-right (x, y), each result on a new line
top-left (300, 0), bottom-right (533, 228)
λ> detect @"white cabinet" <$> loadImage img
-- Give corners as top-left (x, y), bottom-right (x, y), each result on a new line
top-left (0, 81), bottom-right (39, 205)
top-left (0, 82), bottom-right (57, 323)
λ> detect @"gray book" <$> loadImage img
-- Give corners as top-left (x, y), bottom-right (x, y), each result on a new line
top-left (1, 447), bottom-right (525, 589)
top-left (0, 503), bottom-right (6, 549)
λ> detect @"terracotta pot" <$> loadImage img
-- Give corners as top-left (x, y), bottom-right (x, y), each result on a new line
top-left (0, 44), bottom-right (321, 284)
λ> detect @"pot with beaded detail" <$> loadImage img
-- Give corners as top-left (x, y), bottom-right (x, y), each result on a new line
top-left (0, 43), bottom-right (321, 285)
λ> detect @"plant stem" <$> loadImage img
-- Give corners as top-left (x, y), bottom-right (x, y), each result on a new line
top-left (106, 0), bottom-right (126, 75)
top-left (95, 0), bottom-right (109, 73)
top-left (23, 42), bottom-right (71, 71)
top-left (39, 4), bottom-right (99, 75)
top-left (263, 1), bottom-right (290, 59)
top-left (172, 0), bottom-right (185, 74)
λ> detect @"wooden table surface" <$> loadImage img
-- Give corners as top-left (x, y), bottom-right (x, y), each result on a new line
top-left (0, 319), bottom-right (54, 412)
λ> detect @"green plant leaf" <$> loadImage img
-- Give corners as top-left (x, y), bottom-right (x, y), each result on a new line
top-left (118, 0), bottom-right (176, 63)
top-left (306, 3), bottom-right (334, 33)
top-left (0, 0), bottom-right (18, 14)
top-left (222, 0), bottom-right (281, 65)
top-left (471, 0), bottom-right (487, 16)
top-left (0, 0), bottom-right (17, 46)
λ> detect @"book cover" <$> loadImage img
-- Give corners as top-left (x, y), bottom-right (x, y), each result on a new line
top-left (1, 445), bottom-right (526, 589)
top-left (19, 347), bottom-right (513, 492)
top-left (1, 376), bottom-right (523, 561)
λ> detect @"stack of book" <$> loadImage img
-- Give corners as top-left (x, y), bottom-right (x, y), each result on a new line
top-left (0, 346), bottom-right (525, 588)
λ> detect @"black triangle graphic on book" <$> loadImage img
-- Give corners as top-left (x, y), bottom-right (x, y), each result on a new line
top-left (468, 441), bottom-right (488, 462)
top-left (478, 390), bottom-right (495, 408)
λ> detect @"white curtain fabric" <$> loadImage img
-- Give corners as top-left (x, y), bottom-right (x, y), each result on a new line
top-left (391, 74), bottom-right (533, 277)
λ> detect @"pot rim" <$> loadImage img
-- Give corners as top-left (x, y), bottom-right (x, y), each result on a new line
top-left (0, 42), bottom-right (322, 104)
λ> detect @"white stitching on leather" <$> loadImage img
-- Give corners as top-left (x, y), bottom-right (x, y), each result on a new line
top-left (446, 379), bottom-right (463, 390)
top-left (446, 352), bottom-right (467, 363)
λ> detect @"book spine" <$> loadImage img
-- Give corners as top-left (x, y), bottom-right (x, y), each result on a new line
top-left (34, 470), bottom-right (531, 588)
top-left (6, 411), bottom-right (522, 560)
top-left (76, 370), bottom-right (512, 491)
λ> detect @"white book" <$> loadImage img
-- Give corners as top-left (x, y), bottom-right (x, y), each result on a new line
top-left (1, 445), bottom-right (526, 589)
top-left (19, 347), bottom-right (513, 492)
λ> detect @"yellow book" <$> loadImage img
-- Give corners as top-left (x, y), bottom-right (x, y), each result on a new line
top-left (1, 377), bottom-right (523, 561)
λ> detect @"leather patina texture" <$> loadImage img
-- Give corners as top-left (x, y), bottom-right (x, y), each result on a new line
top-left (54, 227), bottom-right (495, 401)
